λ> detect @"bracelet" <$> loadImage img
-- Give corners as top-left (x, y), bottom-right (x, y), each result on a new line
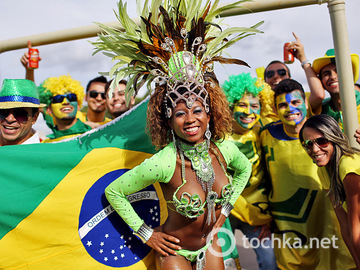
top-left (301, 60), bottom-right (311, 68)
top-left (133, 223), bottom-right (153, 243)
top-left (221, 203), bottom-right (234, 218)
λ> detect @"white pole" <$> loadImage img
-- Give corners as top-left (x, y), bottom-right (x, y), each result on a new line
top-left (328, 0), bottom-right (359, 147)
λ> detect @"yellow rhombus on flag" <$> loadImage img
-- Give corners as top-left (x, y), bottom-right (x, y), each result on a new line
top-left (0, 98), bottom-right (166, 269)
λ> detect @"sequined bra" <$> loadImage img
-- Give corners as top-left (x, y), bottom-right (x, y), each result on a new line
top-left (168, 182), bottom-right (234, 218)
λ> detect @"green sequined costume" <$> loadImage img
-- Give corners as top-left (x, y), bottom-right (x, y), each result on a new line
top-left (105, 139), bottom-right (251, 254)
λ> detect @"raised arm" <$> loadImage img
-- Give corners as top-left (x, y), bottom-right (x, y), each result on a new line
top-left (343, 173), bottom-right (360, 266)
top-left (20, 51), bottom-right (35, 82)
top-left (20, 41), bottom-right (39, 82)
top-left (288, 32), bottom-right (324, 115)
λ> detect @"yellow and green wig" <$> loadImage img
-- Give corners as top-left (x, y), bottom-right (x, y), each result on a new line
top-left (222, 73), bottom-right (274, 117)
top-left (38, 75), bottom-right (85, 107)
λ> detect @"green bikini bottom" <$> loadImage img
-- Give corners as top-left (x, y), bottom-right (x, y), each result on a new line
top-left (176, 239), bottom-right (213, 270)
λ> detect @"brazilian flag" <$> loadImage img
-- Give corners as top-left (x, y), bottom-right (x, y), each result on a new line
top-left (0, 98), bottom-right (168, 269)
top-left (0, 97), bottom-right (240, 269)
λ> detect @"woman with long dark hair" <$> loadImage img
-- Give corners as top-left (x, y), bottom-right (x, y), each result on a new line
top-left (300, 114), bottom-right (360, 267)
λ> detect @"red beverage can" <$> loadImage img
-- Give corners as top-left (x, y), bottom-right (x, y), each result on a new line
top-left (283, 42), bottom-right (294, 64)
top-left (28, 48), bottom-right (39, 69)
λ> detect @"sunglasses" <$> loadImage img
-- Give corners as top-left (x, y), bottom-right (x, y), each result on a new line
top-left (0, 108), bottom-right (30, 123)
top-left (265, 69), bottom-right (287, 79)
top-left (51, 93), bottom-right (78, 104)
top-left (89, 90), bottom-right (106, 99)
top-left (302, 137), bottom-right (330, 150)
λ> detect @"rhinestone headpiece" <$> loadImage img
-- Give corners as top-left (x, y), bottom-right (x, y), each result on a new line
top-left (150, 29), bottom-right (213, 118)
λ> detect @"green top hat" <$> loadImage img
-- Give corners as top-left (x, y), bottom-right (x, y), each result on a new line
top-left (312, 49), bottom-right (359, 83)
top-left (0, 79), bottom-right (46, 109)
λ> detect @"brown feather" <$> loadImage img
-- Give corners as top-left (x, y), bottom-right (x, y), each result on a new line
top-left (210, 56), bottom-right (250, 68)
top-left (201, 2), bottom-right (211, 20)
top-left (159, 5), bottom-right (176, 39)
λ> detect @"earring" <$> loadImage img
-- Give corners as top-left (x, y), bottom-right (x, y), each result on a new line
top-left (171, 129), bottom-right (177, 148)
top-left (205, 124), bottom-right (211, 141)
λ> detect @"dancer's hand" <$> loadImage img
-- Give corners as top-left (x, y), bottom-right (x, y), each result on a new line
top-left (145, 226), bottom-right (181, 256)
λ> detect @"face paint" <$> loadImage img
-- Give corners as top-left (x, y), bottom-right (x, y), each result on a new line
top-left (233, 94), bottom-right (261, 130)
top-left (51, 95), bottom-right (78, 120)
top-left (276, 90), bottom-right (307, 126)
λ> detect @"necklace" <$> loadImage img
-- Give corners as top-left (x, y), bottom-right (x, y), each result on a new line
top-left (177, 140), bottom-right (217, 224)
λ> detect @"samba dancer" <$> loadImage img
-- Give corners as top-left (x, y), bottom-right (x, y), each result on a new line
top-left (93, 1), bottom-right (262, 269)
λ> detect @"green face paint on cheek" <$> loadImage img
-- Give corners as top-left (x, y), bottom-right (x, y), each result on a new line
top-left (276, 91), bottom-right (306, 126)
top-left (51, 100), bottom-right (78, 119)
top-left (233, 95), bottom-right (261, 130)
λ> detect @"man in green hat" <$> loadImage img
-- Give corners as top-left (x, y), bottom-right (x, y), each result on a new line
top-left (0, 79), bottom-right (45, 146)
top-left (287, 33), bottom-right (360, 130)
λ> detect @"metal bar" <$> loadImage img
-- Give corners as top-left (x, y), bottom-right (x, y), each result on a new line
top-left (0, 0), bottom-right (327, 53)
top-left (0, 21), bottom-right (123, 53)
top-left (220, 0), bottom-right (326, 17)
top-left (328, 0), bottom-right (359, 147)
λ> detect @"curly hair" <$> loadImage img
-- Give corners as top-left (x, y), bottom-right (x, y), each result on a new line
top-left (222, 73), bottom-right (274, 117)
top-left (147, 80), bottom-right (232, 149)
top-left (38, 75), bottom-right (85, 107)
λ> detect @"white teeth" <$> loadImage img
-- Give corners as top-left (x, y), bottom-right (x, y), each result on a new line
top-left (4, 126), bottom-right (17, 130)
top-left (113, 104), bottom-right (122, 108)
top-left (314, 154), bottom-right (325, 159)
top-left (186, 127), bottom-right (198, 132)
top-left (242, 117), bottom-right (253, 121)
top-left (286, 114), bottom-right (298, 119)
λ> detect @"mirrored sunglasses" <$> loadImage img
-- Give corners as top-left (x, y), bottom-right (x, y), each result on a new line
top-left (51, 93), bottom-right (78, 104)
top-left (265, 68), bottom-right (287, 79)
top-left (302, 137), bottom-right (330, 150)
top-left (0, 108), bottom-right (30, 123)
top-left (89, 90), bottom-right (106, 99)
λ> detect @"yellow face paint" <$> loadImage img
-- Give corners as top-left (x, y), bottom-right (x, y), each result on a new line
top-left (275, 90), bottom-right (307, 126)
top-left (51, 95), bottom-right (78, 120)
top-left (233, 94), bottom-right (261, 130)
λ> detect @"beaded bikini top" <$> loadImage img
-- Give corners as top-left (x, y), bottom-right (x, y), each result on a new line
top-left (167, 140), bottom-right (234, 221)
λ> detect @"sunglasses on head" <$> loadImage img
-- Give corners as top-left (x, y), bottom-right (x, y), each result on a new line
top-left (265, 69), bottom-right (287, 79)
top-left (51, 93), bottom-right (78, 104)
top-left (0, 108), bottom-right (30, 123)
top-left (89, 90), bottom-right (106, 99)
top-left (302, 137), bottom-right (330, 150)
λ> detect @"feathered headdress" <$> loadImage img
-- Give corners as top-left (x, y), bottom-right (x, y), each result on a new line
top-left (92, 0), bottom-right (263, 109)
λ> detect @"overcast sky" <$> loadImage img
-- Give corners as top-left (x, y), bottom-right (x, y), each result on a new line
top-left (1, 0), bottom-right (359, 135)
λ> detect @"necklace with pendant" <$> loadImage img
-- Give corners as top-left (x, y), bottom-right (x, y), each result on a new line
top-left (177, 139), bottom-right (218, 224)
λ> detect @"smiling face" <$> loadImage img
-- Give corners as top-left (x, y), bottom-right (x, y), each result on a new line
top-left (265, 62), bottom-right (290, 90)
top-left (0, 108), bottom-right (39, 146)
top-left (276, 90), bottom-right (307, 127)
top-left (233, 94), bottom-right (261, 131)
top-left (302, 127), bottom-right (334, 167)
top-left (50, 94), bottom-right (78, 120)
top-left (320, 63), bottom-right (339, 95)
top-left (169, 100), bottom-right (210, 144)
top-left (85, 82), bottom-right (107, 113)
top-left (106, 83), bottom-right (134, 118)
